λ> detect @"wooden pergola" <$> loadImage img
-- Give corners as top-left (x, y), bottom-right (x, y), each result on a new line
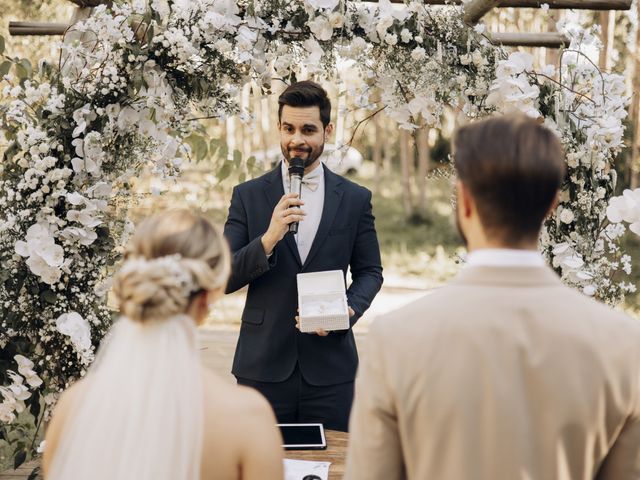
top-left (7, 0), bottom-right (632, 48)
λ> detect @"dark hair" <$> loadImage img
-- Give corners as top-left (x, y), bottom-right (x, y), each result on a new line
top-left (278, 81), bottom-right (331, 128)
top-left (453, 114), bottom-right (565, 246)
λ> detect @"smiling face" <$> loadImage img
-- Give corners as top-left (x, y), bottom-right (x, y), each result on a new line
top-left (279, 105), bottom-right (333, 172)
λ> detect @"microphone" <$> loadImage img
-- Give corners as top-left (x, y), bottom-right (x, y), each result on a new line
top-left (288, 157), bottom-right (305, 234)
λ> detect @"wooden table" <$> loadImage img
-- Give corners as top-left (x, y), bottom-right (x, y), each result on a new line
top-left (285, 430), bottom-right (348, 479)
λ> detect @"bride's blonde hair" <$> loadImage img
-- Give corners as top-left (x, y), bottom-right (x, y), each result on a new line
top-left (113, 210), bottom-right (230, 322)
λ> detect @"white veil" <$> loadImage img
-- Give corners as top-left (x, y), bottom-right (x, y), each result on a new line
top-left (47, 314), bottom-right (203, 480)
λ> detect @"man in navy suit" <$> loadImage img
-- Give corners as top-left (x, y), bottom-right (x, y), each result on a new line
top-left (224, 81), bottom-right (383, 431)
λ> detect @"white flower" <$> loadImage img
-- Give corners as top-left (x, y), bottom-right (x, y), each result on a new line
top-left (400, 28), bottom-right (412, 43)
top-left (0, 402), bottom-right (15, 423)
top-left (308, 16), bottom-right (333, 41)
top-left (37, 441), bottom-right (46, 454)
top-left (14, 355), bottom-right (43, 388)
top-left (328, 12), bottom-right (344, 28)
top-left (72, 104), bottom-right (97, 138)
top-left (384, 33), bottom-right (398, 46)
top-left (559, 208), bottom-right (575, 224)
top-left (582, 285), bottom-right (596, 296)
top-left (14, 224), bottom-right (64, 285)
top-left (411, 47), bottom-right (426, 61)
top-left (474, 24), bottom-right (486, 34)
top-left (305, 0), bottom-right (339, 10)
top-left (56, 311), bottom-right (92, 352)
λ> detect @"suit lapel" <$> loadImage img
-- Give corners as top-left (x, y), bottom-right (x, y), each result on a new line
top-left (303, 168), bottom-right (344, 269)
top-left (264, 162), bottom-right (302, 266)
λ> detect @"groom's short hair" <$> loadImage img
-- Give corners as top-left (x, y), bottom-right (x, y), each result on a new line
top-left (278, 81), bottom-right (332, 128)
top-left (453, 114), bottom-right (565, 245)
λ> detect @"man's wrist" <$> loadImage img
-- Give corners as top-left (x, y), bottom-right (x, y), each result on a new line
top-left (261, 233), bottom-right (276, 256)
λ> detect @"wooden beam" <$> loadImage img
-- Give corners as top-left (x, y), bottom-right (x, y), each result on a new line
top-left (387, 0), bottom-right (632, 9)
top-left (463, 0), bottom-right (501, 24)
top-left (9, 21), bottom-right (69, 35)
top-left (489, 31), bottom-right (570, 47)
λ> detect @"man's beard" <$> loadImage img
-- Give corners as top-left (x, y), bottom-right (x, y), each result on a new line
top-left (282, 143), bottom-right (325, 168)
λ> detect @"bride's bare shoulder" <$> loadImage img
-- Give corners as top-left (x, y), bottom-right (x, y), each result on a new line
top-left (201, 368), bottom-right (272, 417)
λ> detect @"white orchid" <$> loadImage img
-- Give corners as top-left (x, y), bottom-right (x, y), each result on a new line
top-left (14, 224), bottom-right (64, 285)
top-left (308, 16), bottom-right (334, 41)
top-left (56, 312), bottom-right (92, 353)
top-left (607, 189), bottom-right (640, 235)
top-left (72, 104), bottom-right (97, 138)
top-left (14, 355), bottom-right (43, 388)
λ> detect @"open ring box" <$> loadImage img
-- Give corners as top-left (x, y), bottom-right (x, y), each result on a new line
top-left (297, 270), bottom-right (349, 333)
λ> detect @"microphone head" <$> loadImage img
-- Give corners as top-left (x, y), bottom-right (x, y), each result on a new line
top-left (288, 157), bottom-right (305, 176)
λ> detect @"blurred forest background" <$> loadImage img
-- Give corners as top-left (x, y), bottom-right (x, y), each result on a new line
top-left (2, 0), bottom-right (640, 322)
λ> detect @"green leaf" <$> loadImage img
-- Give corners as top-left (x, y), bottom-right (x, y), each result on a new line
top-left (185, 134), bottom-right (208, 161)
top-left (246, 155), bottom-right (256, 170)
top-left (146, 24), bottom-right (154, 44)
top-left (232, 149), bottom-right (242, 166)
top-left (19, 58), bottom-right (32, 76)
top-left (217, 160), bottom-right (233, 182)
top-left (30, 396), bottom-right (41, 420)
top-left (0, 36), bottom-right (5, 56)
top-left (14, 449), bottom-right (27, 469)
top-left (14, 63), bottom-right (28, 80)
top-left (3, 141), bottom-right (19, 161)
top-left (41, 290), bottom-right (57, 304)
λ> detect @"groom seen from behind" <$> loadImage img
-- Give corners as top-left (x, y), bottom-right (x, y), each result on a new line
top-left (346, 114), bottom-right (640, 479)
top-left (224, 81), bottom-right (383, 432)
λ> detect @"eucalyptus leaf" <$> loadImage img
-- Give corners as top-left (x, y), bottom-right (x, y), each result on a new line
top-left (185, 134), bottom-right (208, 161)
top-left (14, 63), bottom-right (28, 81)
top-left (217, 160), bottom-right (233, 182)
top-left (0, 60), bottom-right (10, 77)
top-left (0, 35), bottom-right (4, 55)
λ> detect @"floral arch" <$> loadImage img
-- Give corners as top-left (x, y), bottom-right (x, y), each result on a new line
top-left (0, 0), bottom-right (630, 468)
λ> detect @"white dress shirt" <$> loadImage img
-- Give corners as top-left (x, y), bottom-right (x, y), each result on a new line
top-left (466, 248), bottom-right (546, 268)
top-left (281, 160), bottom-right (325, 264)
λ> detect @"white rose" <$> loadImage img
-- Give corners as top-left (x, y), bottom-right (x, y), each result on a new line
top-left (400, 28), bottom-right (412, 43)
top-left (559, 208), bottom-right (575, 224)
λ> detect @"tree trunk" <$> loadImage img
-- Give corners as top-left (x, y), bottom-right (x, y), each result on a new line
top-left (599, 11), bottom-right (616, 71)
top-left (372, 111), bottom-right (383, 193)
top-left (416, 128), bottom-right (430, 213)
top-left (382, 115), bottom-right (393, 173)
top-left (400, 129), bottom-right (414, 218)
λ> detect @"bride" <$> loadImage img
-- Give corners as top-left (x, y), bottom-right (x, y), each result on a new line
top-left (43, 210), bottom-right (284, 480)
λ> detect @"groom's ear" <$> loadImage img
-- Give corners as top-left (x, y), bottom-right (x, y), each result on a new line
top-left (324, 122), bottom-right (334, 138)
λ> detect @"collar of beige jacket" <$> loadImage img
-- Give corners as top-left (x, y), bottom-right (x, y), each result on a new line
top-left (451, 265), bottom-right (563, 288)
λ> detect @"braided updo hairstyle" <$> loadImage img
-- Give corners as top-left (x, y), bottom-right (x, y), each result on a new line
top-left (112, 210), bottom-right (230, 323)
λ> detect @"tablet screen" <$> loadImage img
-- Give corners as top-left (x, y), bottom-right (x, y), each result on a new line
top-left (278, 423), bottom-right (327, 450)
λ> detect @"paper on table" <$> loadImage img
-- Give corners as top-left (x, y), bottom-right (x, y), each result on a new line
top-left (283, 458), bottom-right (331, 480)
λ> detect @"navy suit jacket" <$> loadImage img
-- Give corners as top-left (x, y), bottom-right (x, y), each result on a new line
top-left (224, 163), bottom-right (383, 386)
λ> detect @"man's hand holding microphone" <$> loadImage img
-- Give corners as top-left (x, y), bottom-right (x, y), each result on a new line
top-left (261, 157), bottom-right (306, 256)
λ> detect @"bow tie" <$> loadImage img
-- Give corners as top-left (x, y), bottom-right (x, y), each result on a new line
top-left (286, 168), bottom-right (322, 192)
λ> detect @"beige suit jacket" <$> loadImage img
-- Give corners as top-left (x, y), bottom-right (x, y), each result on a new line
top-left (346, 266), bottom-right (640, 480)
